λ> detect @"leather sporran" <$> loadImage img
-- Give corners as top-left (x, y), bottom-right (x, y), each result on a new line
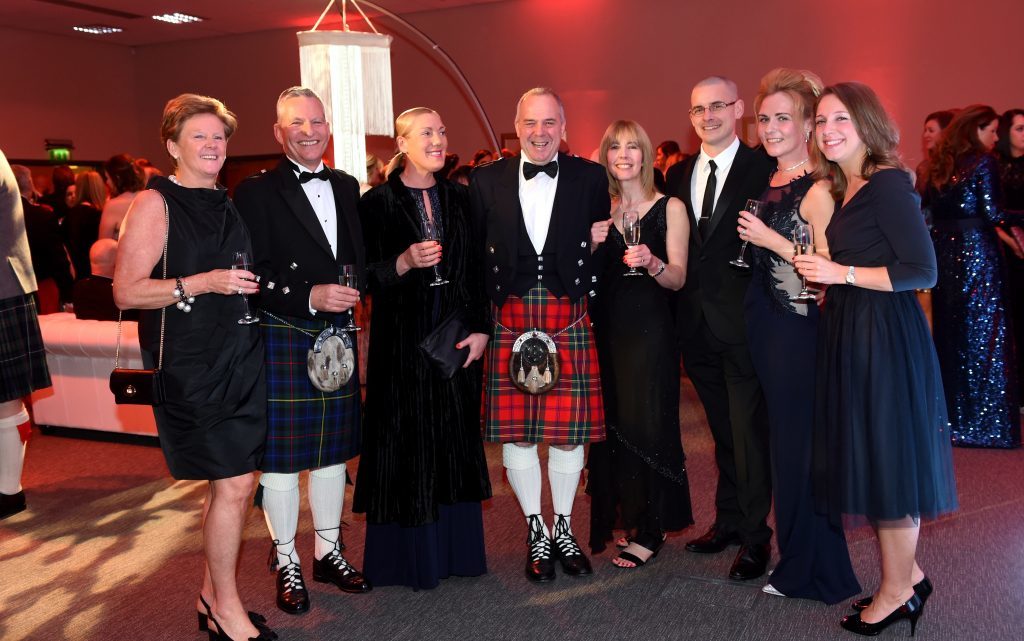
top-left (509, 330), bottom-right (559, 395)
top-left (307, 326), bottom-right (355, 392)
top-left (110, 368), bottom-right (166, 405)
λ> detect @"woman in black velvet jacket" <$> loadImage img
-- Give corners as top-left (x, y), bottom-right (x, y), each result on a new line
top-left (353, 107), bottom-right (492, 590)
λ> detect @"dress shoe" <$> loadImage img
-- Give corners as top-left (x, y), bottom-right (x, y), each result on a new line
top-left (552, 514), bottom-right (593, 576)
top-left (275, 562), bottom-right (310, 615)
top-left (313, 546), bottom-right (372, 594)
top-left (0, 490), bottom-right (26, 520)
top-left (197, 594), bottom-right (276, 638)
top-left (205, 609), bottom-right (278, 641)
top-left (852, 576), bottom-right (933, 611)
top-left (525, 514), bottom-right (556, 582)
top-left (840, 593), bottom-right (924, 637)
top-left (728, 543), bottom-right (771, 581)
top-left (685, 524), bottom-right (740, 554)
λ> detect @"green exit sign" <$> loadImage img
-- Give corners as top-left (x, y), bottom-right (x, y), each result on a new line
top-left (48, 148), bottom-right (71, 162)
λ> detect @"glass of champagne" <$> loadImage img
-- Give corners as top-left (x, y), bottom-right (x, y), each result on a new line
top-left (232, 250), bottom-right (259, 325)
top-left (622, 210), bottom-right (643, 277)
top-left (339, 264), bottom-right (362, 332)
top-left (790, 222), bottom-right (820, 301)
top-left (421, 217), bottom-right (449, 287)
top-left (729, 199), bottom-right (765, 269)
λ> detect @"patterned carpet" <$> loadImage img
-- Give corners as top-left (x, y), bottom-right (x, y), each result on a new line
top-left (1, 379), bottom-right (1022, 641)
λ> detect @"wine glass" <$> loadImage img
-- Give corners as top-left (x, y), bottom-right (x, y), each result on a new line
top-left (790, 222), bottom-right (820, 301)
top-left (729, 199), bottom-right (765, 269)
top-left (421, 217), bottom-right (449, 287)
top-left (622, 210), bottom-right (643, 277)
top-left (339, 264), bottom-right (362, 332)
top-left (232, 251), bottom-right (259, 325)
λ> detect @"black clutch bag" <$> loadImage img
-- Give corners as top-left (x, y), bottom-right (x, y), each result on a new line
top-left (418, 309), bottom-right (471, 380)
top-left (110, 368), bottom-right (166, 405)
top-left (109, 192), bottom-right (168, 407)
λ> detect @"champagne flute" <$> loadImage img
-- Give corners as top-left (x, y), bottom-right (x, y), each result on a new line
top-left (339, 264), bottom-right (362, 332)
top-left (232, 250), bottom-right (259, 325)
top-left (622, 210), bottom-right (643, 277)
top-left (421, 217), bottom-right (449, 287)
top-left (729, 199), bottom-right (765, 269)
top-left (790, 222), bottom-right (820, 301)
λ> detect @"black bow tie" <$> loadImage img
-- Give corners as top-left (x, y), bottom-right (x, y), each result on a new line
top-left (523, 161), bottom-right (558, 180)
top-left (298, 168), bottom-right (331, 183)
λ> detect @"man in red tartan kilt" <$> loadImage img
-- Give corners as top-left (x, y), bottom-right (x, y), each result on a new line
top-left (470, 88), bottom-right (610, 582)
top-left (235, 87), bottom-right (371, 615)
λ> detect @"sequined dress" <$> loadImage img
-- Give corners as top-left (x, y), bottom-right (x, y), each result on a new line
top-left (588, 197), bottom-right (693, 552)
top-left (744, 174), bottom-right (859, 604)
top-left (926, 154), bottom-right (1021, 448)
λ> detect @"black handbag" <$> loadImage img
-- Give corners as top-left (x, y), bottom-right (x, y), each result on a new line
top-left (418, 309), bottom-right (471, 380)
top-left (109, 194), bottom-right (168, 406)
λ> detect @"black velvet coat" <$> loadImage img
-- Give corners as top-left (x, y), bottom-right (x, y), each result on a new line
top-left (352, 171), bottom-right (492, 527)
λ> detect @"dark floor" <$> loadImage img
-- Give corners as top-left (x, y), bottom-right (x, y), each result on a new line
top-left (1, 379), bottom-right (1022, 641)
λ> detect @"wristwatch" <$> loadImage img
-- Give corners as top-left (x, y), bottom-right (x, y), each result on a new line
top-left (845, 265), bottom-right (856, 285)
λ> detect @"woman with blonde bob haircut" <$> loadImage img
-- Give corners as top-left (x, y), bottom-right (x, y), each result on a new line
top-left (794, 82), bottom-right (957, 636)
top-left (736, 67), bottom-right (860, 604)
top-left (587, 119), bottom-right (692, 568)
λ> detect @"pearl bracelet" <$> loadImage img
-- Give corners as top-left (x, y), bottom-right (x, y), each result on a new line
top-left (173, 277), bottom-right (195, 313)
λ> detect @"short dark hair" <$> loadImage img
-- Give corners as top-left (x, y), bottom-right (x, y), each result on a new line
top-left (995, 108), bottom-right (1024, 159)
top-left (656, 140), bottom-right (681, 156)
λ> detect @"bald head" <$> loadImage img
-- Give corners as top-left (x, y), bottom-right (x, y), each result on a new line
top-left (89, 238), bottom-right (118, 278)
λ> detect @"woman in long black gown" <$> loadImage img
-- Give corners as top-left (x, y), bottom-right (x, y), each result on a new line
top-left (115, 94), bottom-right (273, 641)
top-left (354, 107), bottom-right (492, 590)
top-left (736, 68), bottom-right (859, 604)
top-left (587, 119), bottom-right (692, 567)
top-left (795, 83), bottom-right (957, 636)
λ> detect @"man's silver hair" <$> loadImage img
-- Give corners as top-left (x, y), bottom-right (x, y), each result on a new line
top-left (276, 86), bottom-right (325, 120)
top-left (515, 87), bottom-right (566, 124)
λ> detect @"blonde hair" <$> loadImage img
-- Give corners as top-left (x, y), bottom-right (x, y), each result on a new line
top-left (755, 67), bottom-right (827, 181)
top-left (385, 107), bottom-right (439, 177)
top-left (599, 120), bottom-right (656, 199)
top-left (74, 170), bottom-right (108, 209)
top-left (160, 93), bottom-right (238, 167)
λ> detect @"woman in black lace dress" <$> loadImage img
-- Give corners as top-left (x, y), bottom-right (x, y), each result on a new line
top-left (587, 119), bottom-right (692, 567)
top-left (736, 68), bottom-right (860, 604)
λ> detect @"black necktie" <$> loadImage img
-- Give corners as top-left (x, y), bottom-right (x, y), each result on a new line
top-left (698, 159), bottom-right (717, 239)
top-left (523, 161), bottom-right (558, 180)
top-left (298, 168), bottom-right (331, 183)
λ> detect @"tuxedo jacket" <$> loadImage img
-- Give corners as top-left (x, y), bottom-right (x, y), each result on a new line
top-left (234, 158), bottom-right (365, 322)
top-left (469, 154), bottom-right (610, 306)
top-left (665, 142), bottom-right (773, 346)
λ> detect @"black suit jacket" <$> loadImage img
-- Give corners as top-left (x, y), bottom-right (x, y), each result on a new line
top-left (23, 198), bottom-right (74, 302)
top-left (665, 142), bottom-right (773, 346)
top-left (233, 158), bottom-right (365, 322)
top-left (469, 154), bottom-right (610, 306)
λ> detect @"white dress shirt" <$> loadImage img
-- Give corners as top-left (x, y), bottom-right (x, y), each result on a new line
top-left (288, 159), bottom-right (338, 315)
top-left (518, 153), bottom-right (559, 254)
top-left (690, 136), bottom-right (741, 223)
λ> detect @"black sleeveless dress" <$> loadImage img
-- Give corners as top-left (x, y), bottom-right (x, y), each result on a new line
top-left (744, 174), bottom-right (860, 604)
top-left (139, 177), bottom-right (267, 480)
top-left (588, 196), bottom-right (693, 552)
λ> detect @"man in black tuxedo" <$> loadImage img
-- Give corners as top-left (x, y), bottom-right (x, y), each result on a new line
top-left (470, 88), bottom-right (609, 583)
top-left (665, 76), bottom-right (774, 581)
top-left (14, 165), bottom-right (74, 306)
top-left (234, 86), bottom-right (370, 615)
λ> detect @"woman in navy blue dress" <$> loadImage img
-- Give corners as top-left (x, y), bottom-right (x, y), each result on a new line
top-left (925, 104), bottom-right (1022, 449)
top-left (736, 68), bottom-right (859, 605)
top-left (795, 83), bottom-right (958, 636)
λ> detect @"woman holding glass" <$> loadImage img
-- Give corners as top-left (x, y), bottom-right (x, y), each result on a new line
top-left (354, 107), bottom-right (492, 590)
top-left (114, 94), bottom-right (273, 641)
top-left (794, 82), bottom-right (957, 636)
top-left (735, 68), bottom-right (860, 604)
top-left (587, 119), bottom-right (692, 567)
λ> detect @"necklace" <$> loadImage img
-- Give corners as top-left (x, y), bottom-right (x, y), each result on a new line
top-left (780, 157), bottom-right (809, 172)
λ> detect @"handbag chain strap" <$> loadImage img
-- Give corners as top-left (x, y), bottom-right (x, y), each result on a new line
top-left (114, 192), bottom-right (169, 369)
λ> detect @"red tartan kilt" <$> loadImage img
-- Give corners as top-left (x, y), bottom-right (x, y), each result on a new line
top-left (483, 288), bottom-right (604, 444)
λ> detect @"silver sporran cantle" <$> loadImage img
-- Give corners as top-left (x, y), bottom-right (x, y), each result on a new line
top-left (307, 325), bottom-right (355, 392)
top-left (509, 330), bottom-right (559, 395)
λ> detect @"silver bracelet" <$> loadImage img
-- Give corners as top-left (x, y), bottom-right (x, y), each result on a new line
top-left (173, 277), bottom-right (195, 313)
top-left (650, 259), bottom-right (666, 278)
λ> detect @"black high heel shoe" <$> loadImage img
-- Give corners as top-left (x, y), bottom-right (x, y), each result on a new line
top-left (840, 593), bottom-right (924, 637)
top-left (851, 576), bottom-right (932, 611)
top-left (199, 596), bottom-right (277, 641)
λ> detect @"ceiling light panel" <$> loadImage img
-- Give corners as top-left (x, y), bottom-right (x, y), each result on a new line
top-left (72, 24), bottom-right (123, 34)
top-left (152, 12), bottom-right (204, 25)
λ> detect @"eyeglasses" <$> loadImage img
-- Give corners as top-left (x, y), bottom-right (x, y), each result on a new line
top-left (689, 101), bottom-right (737, 117)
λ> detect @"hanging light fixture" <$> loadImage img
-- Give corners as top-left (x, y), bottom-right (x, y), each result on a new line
top-left (298, 0), bottom-right (394, 183)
